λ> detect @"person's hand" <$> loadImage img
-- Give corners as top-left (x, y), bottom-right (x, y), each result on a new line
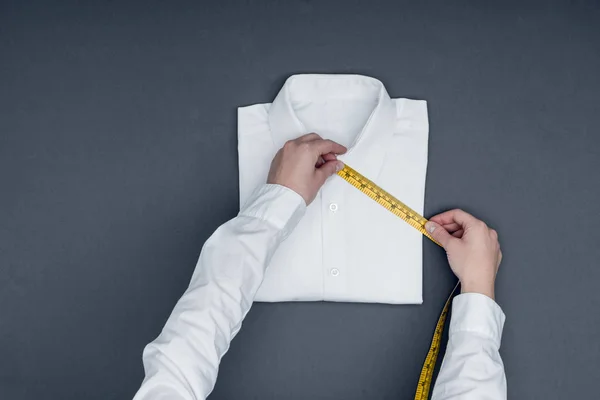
top-left (425, 209), bottom-right (502, 300)
top-left (267, 133), bottom-right (347, 205)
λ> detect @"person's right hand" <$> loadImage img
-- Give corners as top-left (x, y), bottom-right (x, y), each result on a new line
top-left (425, 209), bottom-right (502, 300)
top-left (267, 133), bottom-right (347, 205)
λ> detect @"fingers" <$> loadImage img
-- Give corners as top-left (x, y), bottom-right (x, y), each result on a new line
top-left (424, 221), bottom-right (457, 249)
top-left (315, 160), bottom-right (344, 183)
top-left (316, 152), bottom-right (338, 167)
top-left (441, 222), bottom-right (461, 232)
top-left (298, 132), bottom-right (322, 142)
top-left (321, 152), bottom-right (338, 162)
top-left (292, 133), bottom-right (347, 157)
top-left (311, 138), bottom-right (347, 156)
top-left (452, 229), bottom-right (464, 238)
top-left (429, 209), bottom-right (480, 229)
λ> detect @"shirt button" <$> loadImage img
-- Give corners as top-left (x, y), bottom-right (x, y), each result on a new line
top-left (330, 268), bottom-right (340, 277)
top-left (329, 203), bottom-right (338, 212)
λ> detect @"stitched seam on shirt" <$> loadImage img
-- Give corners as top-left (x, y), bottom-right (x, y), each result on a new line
top-left (319, 190), bottom-right (325, 299)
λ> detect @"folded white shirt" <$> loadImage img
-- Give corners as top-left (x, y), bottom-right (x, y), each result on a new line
top-left (238, 74), bottom-right (429, 304)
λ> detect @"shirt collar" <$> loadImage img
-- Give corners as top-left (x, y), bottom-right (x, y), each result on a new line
top-left (268, 74), bottom-right (396, 180)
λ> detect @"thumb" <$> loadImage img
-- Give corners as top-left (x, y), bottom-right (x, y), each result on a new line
top-left (425, 221), bottom-right (456, 249)
top-left (316, 160), bottom-right (344, 182)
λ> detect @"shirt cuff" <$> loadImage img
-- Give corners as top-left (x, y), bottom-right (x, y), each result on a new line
top-left (450, 293), bottom-right (506, 349)
top-left (239, 184), bottom-right (307, 237)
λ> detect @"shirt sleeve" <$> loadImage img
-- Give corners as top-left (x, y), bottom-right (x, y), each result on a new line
top-left (431, 293), bottom-right (507, 400)
top-left (132, 184), bottom-right (306, 400)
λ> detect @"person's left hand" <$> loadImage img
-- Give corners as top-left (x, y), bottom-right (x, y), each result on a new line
top-left (267, 133), bottom-right (347, 205)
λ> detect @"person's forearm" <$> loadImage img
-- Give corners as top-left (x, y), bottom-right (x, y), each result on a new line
top-left (133, 184), bottom-right (305, 400)
top-left (431, 293), bottom-right (507, 400)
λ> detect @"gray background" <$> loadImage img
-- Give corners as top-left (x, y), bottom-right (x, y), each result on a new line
top-left (1, 1), bottom-right (599, 399)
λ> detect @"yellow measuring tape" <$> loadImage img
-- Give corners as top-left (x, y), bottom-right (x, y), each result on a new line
top-left (336, 164), bottom-right (459, 400)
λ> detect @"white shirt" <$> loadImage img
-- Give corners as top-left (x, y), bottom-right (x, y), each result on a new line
top-left (238, 74), bottom-right (429, 304)
top-left (133, 185), bottom-right (507, 400)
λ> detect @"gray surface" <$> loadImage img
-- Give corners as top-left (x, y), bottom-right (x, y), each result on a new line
top-left (1, 1), bottom-right (599, 399)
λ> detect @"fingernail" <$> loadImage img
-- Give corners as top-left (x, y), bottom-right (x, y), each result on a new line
top-left (335, 161), bottom-right (344, 172)
top-left (425, 222), bottom-right (436, 233)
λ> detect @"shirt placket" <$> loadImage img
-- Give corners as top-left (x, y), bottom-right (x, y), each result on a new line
top-left (320, 178), bottom-right (348, 301)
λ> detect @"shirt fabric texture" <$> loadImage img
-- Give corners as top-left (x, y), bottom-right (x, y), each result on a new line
top-left (133, 185), bottom-right (507, 400)
top-left (238, 74), bottom-right (429, 304)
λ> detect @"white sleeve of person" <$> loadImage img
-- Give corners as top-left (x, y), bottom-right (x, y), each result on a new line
top-left (432, 293), bottom-right (507, 400)
top-left (132, 184), bottom-right (306, 400)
